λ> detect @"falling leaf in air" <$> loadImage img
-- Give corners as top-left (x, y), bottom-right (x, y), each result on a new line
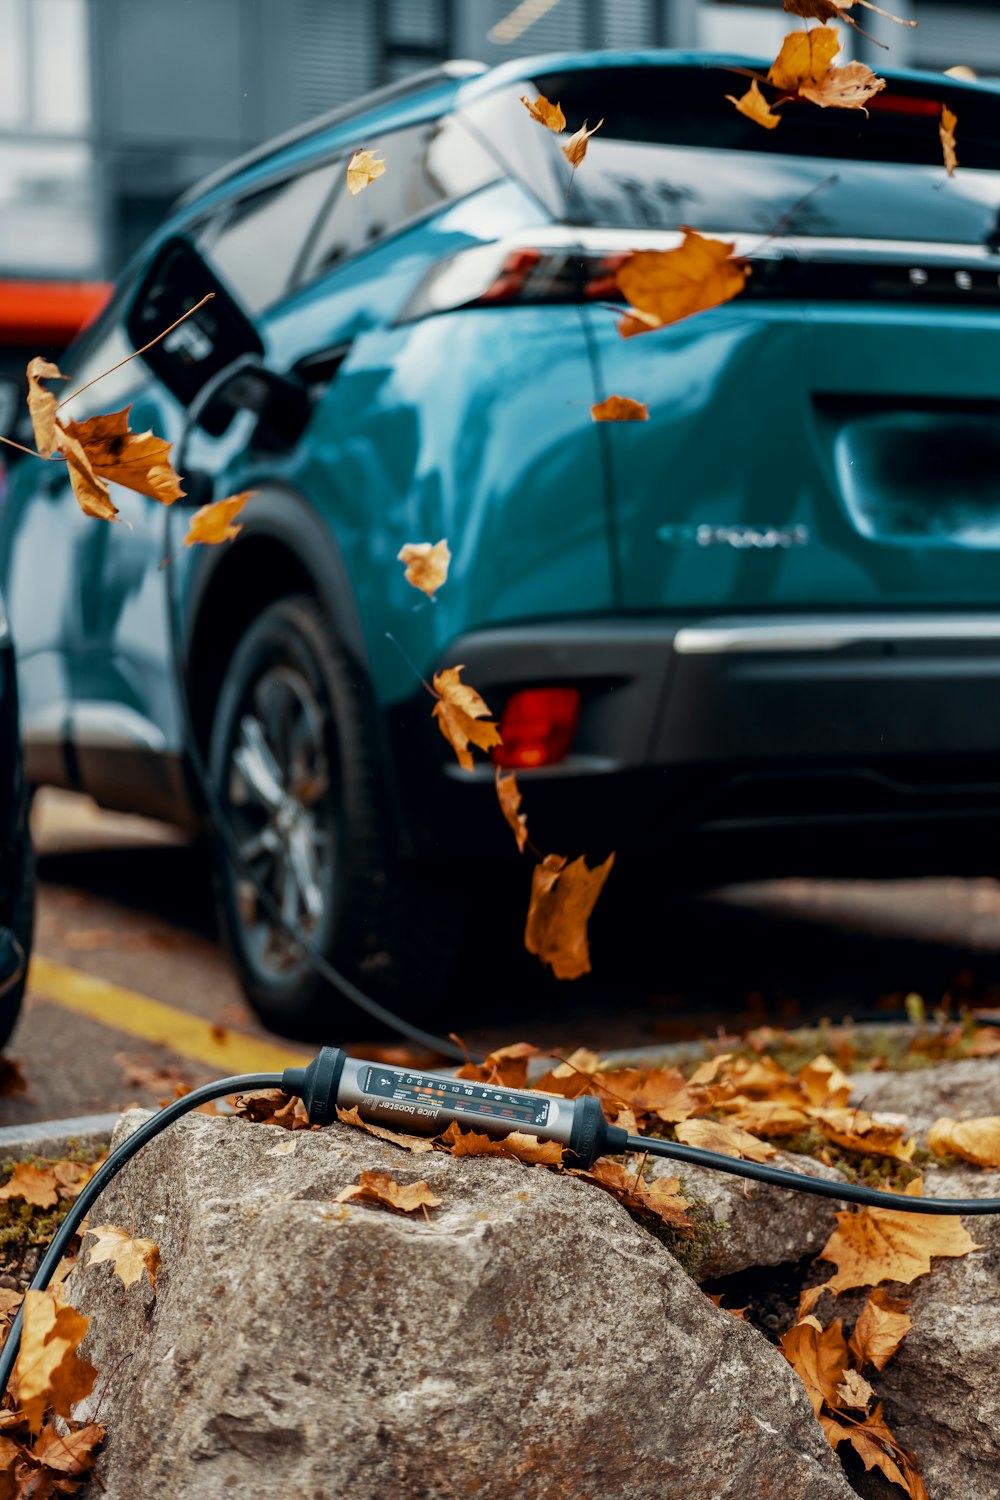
top-left (26, 357), bottom-right (66, 457)
top-left (61, 406), bottom-right (184, 504)
top-left (495, 767), bottom-right (529, 853)
top-left (848, 1288), bottom-right (912, 1371)
top-left (346, 149), bottom-right (386, 196)
top-left (616, 230), bottom-right (750, 338)
top-left (591, 395), bottom-right (649, 422)
top-left (524, 851), bottom-right (615, 980)
top-left (85, 1224), bottom-right (161, 1291)
top-left (727, 79), bottom-right (782, 130)
top-left (674, 1117), bottom-right (777, 1163)
top-left (768, 26), bottom-right (886, 111)
top-left (817, 1178), bottom-right (983, 1293)
top-left (336, 1103), bottom-right (436, 1154)
top-left (438, 1121), bottom-right (564, 1165)
top-left (562, 117), bottom-right (603, 169)
top-left (783, 0), bottom-right (917, 36)
top-left (520, 93), bottom-right (566, 132)
top-left (184, 491), bottom-right (253, 548)
top-left (780, 1315), bottom-right (850, 1417)
top-left (0, 1163), bottom-right (59, 1209)
top-left (927, 1115), bottom-right (1000, 1168)
top-left (14, 1290), bottom-right (97, 1434)
top-left (431, 665), bottom-right (502, 771)
top-left (32, 1420), bottom-right (105, 1476)
top-left (398, 539), bottom-right (451, 598)
top-left (55, 424), bottom-right (119, 521)
top-left (334, 1171), bottom-right (442, 1214)
top-left (940, 106), bottom-right (959, 176)
top-left (821, 1405), bottom-right (929, 1500)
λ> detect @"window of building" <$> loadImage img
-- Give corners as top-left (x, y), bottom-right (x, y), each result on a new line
top-left (0, 141), bottom-right (97, 275)
top-left (0, 0), bottom-right (90, 132)
top-left (381, 0), bottom-right (451, 82)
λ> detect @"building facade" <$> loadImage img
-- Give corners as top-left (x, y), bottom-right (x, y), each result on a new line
top-left (1, 0), bottom-right (999, 281)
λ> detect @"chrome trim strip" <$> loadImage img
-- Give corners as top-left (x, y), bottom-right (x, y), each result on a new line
top-left (673, 619), bottom-right (1000, 655)
top-left (71, 703), bottom-right (167, 752)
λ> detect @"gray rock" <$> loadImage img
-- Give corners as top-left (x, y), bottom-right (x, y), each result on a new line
top-left (869, 1166), bottom-right (1000, 1500)
top-left (653, 1151), bottom-right (848, 1281)
top-left (68, 1111), bottom-right (855, 1500)
top-left (849, 1057), bottom-right (1000, 1138)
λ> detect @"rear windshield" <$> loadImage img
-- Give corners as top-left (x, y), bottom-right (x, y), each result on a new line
top-left (533, 64), bottom-right (1000, 246)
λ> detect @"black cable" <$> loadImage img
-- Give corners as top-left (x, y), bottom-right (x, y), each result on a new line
top-left (628, 1134), bottom-right (1000, 1215)
top-left (0, 1071), bottom-right (282, 1391)
top-left (162, 474), bottom-right (469, 1062)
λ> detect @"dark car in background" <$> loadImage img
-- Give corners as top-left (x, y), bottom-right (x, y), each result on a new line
top-left (0, 588), bottom-right (32, 1049)
top-left (3, 50), bottom-right (1000, 1040)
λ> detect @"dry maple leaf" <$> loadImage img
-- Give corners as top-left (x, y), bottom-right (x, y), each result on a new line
top-left (84, 1224), bottom-right (160, 1291)
top-left (818, 1178), bottom-right (983, 1293)
top-left (183, 491), bottom-right (252, 548)
top-left (716, 1097), bottom-right (812, 1136)
top-left (591, 395), bottom-right (649, 422)
top-left (32, 1420), bottom-right (104, 1476)
top-left (13, 1290), bottom-right (97, 1434)
top-left (334, 1171), bottom-right (441, 1214)
top-left (616, 230), bottom-right (750, 338)
top-left (56, 424), bottom-right (118, 521)
top-left (821, 1404), bottom-right (929, 1500)
top-left (524, 851), bottom-right (615, 981)
top-left (520, 93), bottom-right (566, 132)
top-left (455, 1041), bottom-right (539, 1089)
top-left (52, 1159), bottom-right (102, 1201)
top-left (431, 666), bottom-right (502, 771)
top-left (797, 1054), bottom-right (853, 1108)
top-left (780, 1315), bottom-right (850, 1417)
top-left (438, 1120), bottom-right (564, 1165)
top-left (233, 1088), bottom-right (311, 1130)
top-left (927, 1115), bottom-right (1000, 1168)
top-left (768, 26), bottom-right (885, 110)
top-left (572, 1158), bottom-right (692, 1229)
top-left (837, 1368), bottom-right (875, 1411)
top-left (727, 79), bottom-right (782, 130)
top-left (0, 1164), bottom-right (59, 1210)
top-left (335, 1103), bottom-right (435, 1153)
top-left (346, 148), bottom-right (385, 195)
top-left (940, 105), bottom-right (958, 176)
top-left (495, 768), bottom-right (529, 853)
top-left (848, 1288), bottom-right (912, 1372)
top-left (809, 1106), bottom-right (915, 1162)
top-left (398, 539), bottom-right (451, 598)
top-left (674, 1117), bottom-right (776, 1162)
top-left (26, 357), bottom-right (66, 457)
top-left (562, 118), bottom-right (603, 168)
top-left (805, 59), bottom-right (887, 109)
top-left (784, 0), bottom-right (917, 36)
top-left (61, 406), bottom-right (184, 504)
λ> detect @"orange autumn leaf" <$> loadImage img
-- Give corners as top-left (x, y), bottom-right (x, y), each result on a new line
top-left (437, 1120), bottom-right (563, 1165)
top-left (13, 1290), bottom-right (97, 1434)
top-left (456, 1042), bottom-right (539, 1090)
top-left (837, 1368), bottom-right (876, 1411)
top-left (336, 1104), bottom-right (435, 1153)
top-left (727, 79), bottom-right (782, 130)
top-left (334, 1171), bottom-right (442, 1214)
top-left (495, 767), bottom-right (529, 853)
top-left (927, 1115), bottom-right (1000, 1168)
top-left (398, 539), bottom-right (451, 598)
top-left (573, 1158), bottom-right (691, 1229)
top-left (524, 851), bottom-right (615, 980)
top-left (591, 395), bottom-right (649, 422)
top-left (780, 1314), bottom-right (850, 1416)
top-left (616, 230), bottom-right (750, 338)
top-left (809, 1106), bottom-right (915, 1162)
top-left (818, 1178), bottom-right (983, 1293)
top-left (716, 1097), bottom-right (813, 1136)
top-left (805, 60), bottom-right (887, 110)
top-left (797, 1054), bottom-right (853, 1108)
top-left (60, 405), bottom-right (184, 504)
top-left (183, 491), bottom-right (253, 548)
top-left (940, 106), bottom-right (958, 176)
top-left (784, 0), bottom-right (917, 35)
top-left (848, 1288), bottom-right (912, 1372)
top-left (520, 93), bottom-right (566, 132)
top-left (821, 1404), bottom-right (929, 1500)
top-left (32, 1420), bottom-right (104, 1476)
top-left (232, 1088), bottom-right (312, 1130)
top-left (768, 26), bottom-right (885, 110)
top-left (25, 356), bottom-right (66, 457)
top-left (431, 665), bottom-right (502, 771)
top-left (346, 148), bottom-right (385, 196)
top-left (562, 117), bottom-right (603, 168)
top-left (56, 423), bottom-right (118, 521)
top-left (0, 1163), bottom-right (59, 1209)
top-left (674, 1117), bottom-right (777, 1163)
top-left (84, 1224), bottom-right (161, 1291)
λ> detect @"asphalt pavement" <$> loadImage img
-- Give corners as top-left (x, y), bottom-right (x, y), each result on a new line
top-left (5, 789), bottom-right (1000, 1126)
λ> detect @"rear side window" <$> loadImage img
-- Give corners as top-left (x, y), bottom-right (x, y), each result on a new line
top-left (200, 161), bottom-right (340, 314)
top-left (296, 116), bottom-right (502, 286)
top-left (528, 65), bottom-right (1000, 247)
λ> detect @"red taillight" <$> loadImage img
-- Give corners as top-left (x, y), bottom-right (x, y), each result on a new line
top-left (493, 688), bottom-right (581, 769)
top-left (867, 93), bottom-right (944, 118)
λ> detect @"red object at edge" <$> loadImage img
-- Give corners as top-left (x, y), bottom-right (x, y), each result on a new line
top-left (0, 280), bottom-right (112, 348)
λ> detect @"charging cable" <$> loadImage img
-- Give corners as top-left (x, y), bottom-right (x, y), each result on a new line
top-left (2, 1048), bottom-right (999, 1395)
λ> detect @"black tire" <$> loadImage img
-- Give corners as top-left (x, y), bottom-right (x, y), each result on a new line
top-left (0, 811), bottom-right (34, 1052)
top-left (207, 594), bottom-right (457, 1040)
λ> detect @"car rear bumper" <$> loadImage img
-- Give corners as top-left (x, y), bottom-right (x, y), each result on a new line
top-left (394, 614), bottom-right (1000, 879)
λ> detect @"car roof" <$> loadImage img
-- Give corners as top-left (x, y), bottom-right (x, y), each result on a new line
top-left (178, 46), bottom-right (1000, 217)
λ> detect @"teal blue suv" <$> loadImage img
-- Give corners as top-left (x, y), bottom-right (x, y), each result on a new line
top-left (3, 50), bottom-right (1000, 1036)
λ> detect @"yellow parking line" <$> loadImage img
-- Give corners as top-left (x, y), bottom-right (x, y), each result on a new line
top-left (28, 955), bottom-right (312, 1074)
